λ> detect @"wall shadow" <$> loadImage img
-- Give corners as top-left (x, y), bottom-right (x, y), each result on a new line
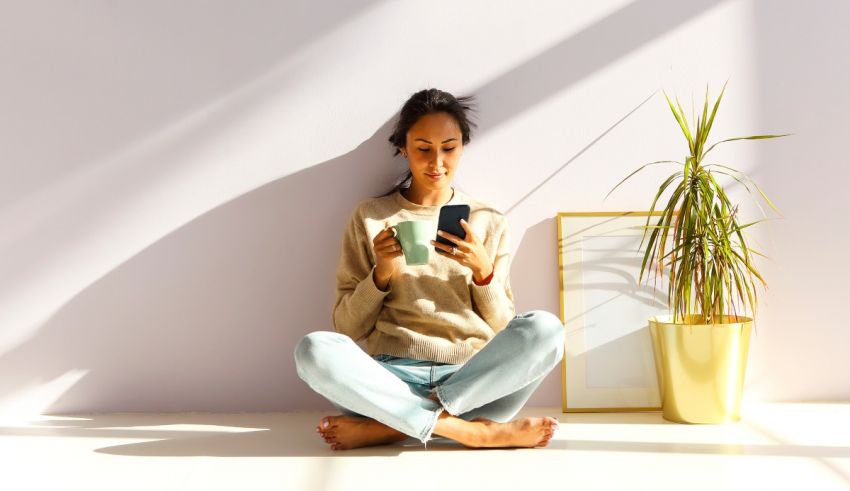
top-left (0, 0), bottom-right (726, 414)
top-left (0, 121), bottom-right (400, 413)
top-left (0, 0), bottom-right (384, 209)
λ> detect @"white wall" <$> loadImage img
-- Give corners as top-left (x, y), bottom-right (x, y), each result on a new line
top-left (0, 0), bottom-right (846, 415)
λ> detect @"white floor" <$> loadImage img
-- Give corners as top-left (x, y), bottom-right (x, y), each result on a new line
top-left (2, 403), bottom-right (850, 491)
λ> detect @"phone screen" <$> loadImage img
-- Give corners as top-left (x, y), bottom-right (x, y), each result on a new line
top-left (435, 204), bottom-right (471, 251)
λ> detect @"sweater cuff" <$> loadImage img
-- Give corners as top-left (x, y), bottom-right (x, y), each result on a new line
top-left (470, 276), bottom-right (506, 306)
top-left (472, 268), bottom-right (495, 286)
top-left (366, 265), bottom-right (392, 297)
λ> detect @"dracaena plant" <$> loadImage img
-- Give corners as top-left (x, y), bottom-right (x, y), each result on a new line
top-left (606, 82), bottom-right (789, 325)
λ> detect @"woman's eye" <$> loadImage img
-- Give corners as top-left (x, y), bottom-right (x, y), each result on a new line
top-left (418, 147), bottom-right (456, 152)
top-left (418, 148), bottom-right (429, 152)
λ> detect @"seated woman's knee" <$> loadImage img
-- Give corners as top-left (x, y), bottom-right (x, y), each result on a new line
top-left (521, 310), bottom-right (565, 347)
top-left (293, 331), bottom-right (345, 370)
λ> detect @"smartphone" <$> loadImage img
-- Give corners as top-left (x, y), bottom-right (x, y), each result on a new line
top-left (435, 204), bottom-right (471, 251)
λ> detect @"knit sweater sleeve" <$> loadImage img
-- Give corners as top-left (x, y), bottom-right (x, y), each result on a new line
top-left (470, 220), bottom-right (516, 334)
top-left (332, 207), bottom-right (390, 342)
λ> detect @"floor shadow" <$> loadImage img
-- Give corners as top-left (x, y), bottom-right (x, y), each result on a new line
top-left (6, 410), bottom-right (848, 459)
top-left (0, 412), bottom-right (464, 457)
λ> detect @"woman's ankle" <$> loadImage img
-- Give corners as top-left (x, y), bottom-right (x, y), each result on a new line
top-left (432, 412), bottom-right (487, 446)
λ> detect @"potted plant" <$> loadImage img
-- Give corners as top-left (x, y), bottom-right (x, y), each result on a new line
top-left (606, 82), bottom-right (789, 423)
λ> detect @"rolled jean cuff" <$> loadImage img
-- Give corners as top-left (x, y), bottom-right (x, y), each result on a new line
top-left (434, 383), bottom-right (457, 416)
top-left (421, 406), bottom-right (445, 448)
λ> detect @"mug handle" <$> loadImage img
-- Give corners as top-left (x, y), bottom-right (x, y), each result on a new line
top-left (390, 225), bottom-right (398, 238)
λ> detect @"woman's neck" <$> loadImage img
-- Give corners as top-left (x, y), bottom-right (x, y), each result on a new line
top-left (403, 184), bottom-right (454, 206)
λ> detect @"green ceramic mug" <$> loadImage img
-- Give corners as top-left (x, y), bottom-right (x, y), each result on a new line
top-left (391, 220), bottom-right (432, 265)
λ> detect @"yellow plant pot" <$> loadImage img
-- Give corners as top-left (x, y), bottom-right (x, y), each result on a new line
top-left (648, 314), bottom-right (753, 424)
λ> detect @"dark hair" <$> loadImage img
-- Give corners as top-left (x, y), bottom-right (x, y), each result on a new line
top-left (374, 88), bottom-right (478, 198)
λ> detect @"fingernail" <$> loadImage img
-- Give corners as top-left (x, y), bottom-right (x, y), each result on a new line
top-left (322, 421), bottom-right (329, 428)
top-left (437, 231), bottom-right (443, 236)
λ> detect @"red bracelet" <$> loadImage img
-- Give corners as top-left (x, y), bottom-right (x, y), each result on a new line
top-left (473, 267), bottom-right (495, 286)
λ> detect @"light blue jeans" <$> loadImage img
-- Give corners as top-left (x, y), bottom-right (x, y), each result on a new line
top-left (293, 310), bottom-right (565, 448)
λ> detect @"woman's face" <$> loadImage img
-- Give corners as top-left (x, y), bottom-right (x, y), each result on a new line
top-left (402, 111), bottom-right (464, 191)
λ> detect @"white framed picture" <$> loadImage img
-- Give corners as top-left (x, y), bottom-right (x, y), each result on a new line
top-left (557, 212), bottom-right (670, 412)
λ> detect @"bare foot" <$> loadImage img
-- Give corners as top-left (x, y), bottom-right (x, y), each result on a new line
top-left (481, 416), bottom-right (559, 448)
top-left (316, 415), bottom-right (408, 451)
top-left (434, 412), bottom-right (560, 449)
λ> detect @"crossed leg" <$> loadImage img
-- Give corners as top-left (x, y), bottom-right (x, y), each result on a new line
top-left (307, 310), bottom-right (565, 450)
top-left (317, 390), bottom-right (559, 450)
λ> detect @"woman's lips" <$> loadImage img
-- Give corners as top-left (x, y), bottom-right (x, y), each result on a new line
top-left (426, 173), bottom-right (444, 181)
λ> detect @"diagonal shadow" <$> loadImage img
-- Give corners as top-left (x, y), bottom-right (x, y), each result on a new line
top-left (0, 0), bottom-right (384, 210)
top-left (0, 0), bottom-right (726, 417)
top-left (505, 90), bottom-right (657, 215)
top-left (474, 0), bottom-right (723, 134)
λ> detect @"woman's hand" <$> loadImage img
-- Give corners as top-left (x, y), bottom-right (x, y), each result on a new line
top-left (431, 219), bottom-right (494, 283)
top-left (373, 222), bottom-right (403, 290)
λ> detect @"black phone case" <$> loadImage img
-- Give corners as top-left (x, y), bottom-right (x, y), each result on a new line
top-left (435, 204), bottom-right (471, 251)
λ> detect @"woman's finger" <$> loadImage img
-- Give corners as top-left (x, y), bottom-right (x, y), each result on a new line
top-left (432, 240), bottom-right (465, 259)
top-left (373, 233), bottom-right (387, 246)
top-left (458, 219), bottom-right (476, 242)
top-left (375, 223), bottom-right (394, 241)
top-left (431, 239), bottom-right (451, 252)
top-left (377, 242), bottom-right (402, 253)
top-left (376, 229), bottom-right (398, 243)
top-left (434, 247), bottom-right (464, 262)
top-left (436, 230), bottom-right (466, 248)
top-left (377, 237), bottom-right (400, 249)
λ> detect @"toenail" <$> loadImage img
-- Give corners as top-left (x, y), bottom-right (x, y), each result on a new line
top-left (322, 420), bottom-right (329, 428)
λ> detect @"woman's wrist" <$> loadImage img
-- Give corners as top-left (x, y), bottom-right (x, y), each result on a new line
top-left (373, 268), bottom-right (391, 291)
top-left (472, 263), bottom-right (495, 285)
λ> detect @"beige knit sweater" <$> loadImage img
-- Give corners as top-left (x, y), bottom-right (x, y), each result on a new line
top-left (332, 187), bottom-right (516, 365)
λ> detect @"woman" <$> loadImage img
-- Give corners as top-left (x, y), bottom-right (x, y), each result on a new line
top-left (294, 88), bottom-right (564, 450)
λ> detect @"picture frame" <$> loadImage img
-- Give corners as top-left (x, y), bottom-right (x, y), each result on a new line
top-left (557, 211), bottom-right (670, 412)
